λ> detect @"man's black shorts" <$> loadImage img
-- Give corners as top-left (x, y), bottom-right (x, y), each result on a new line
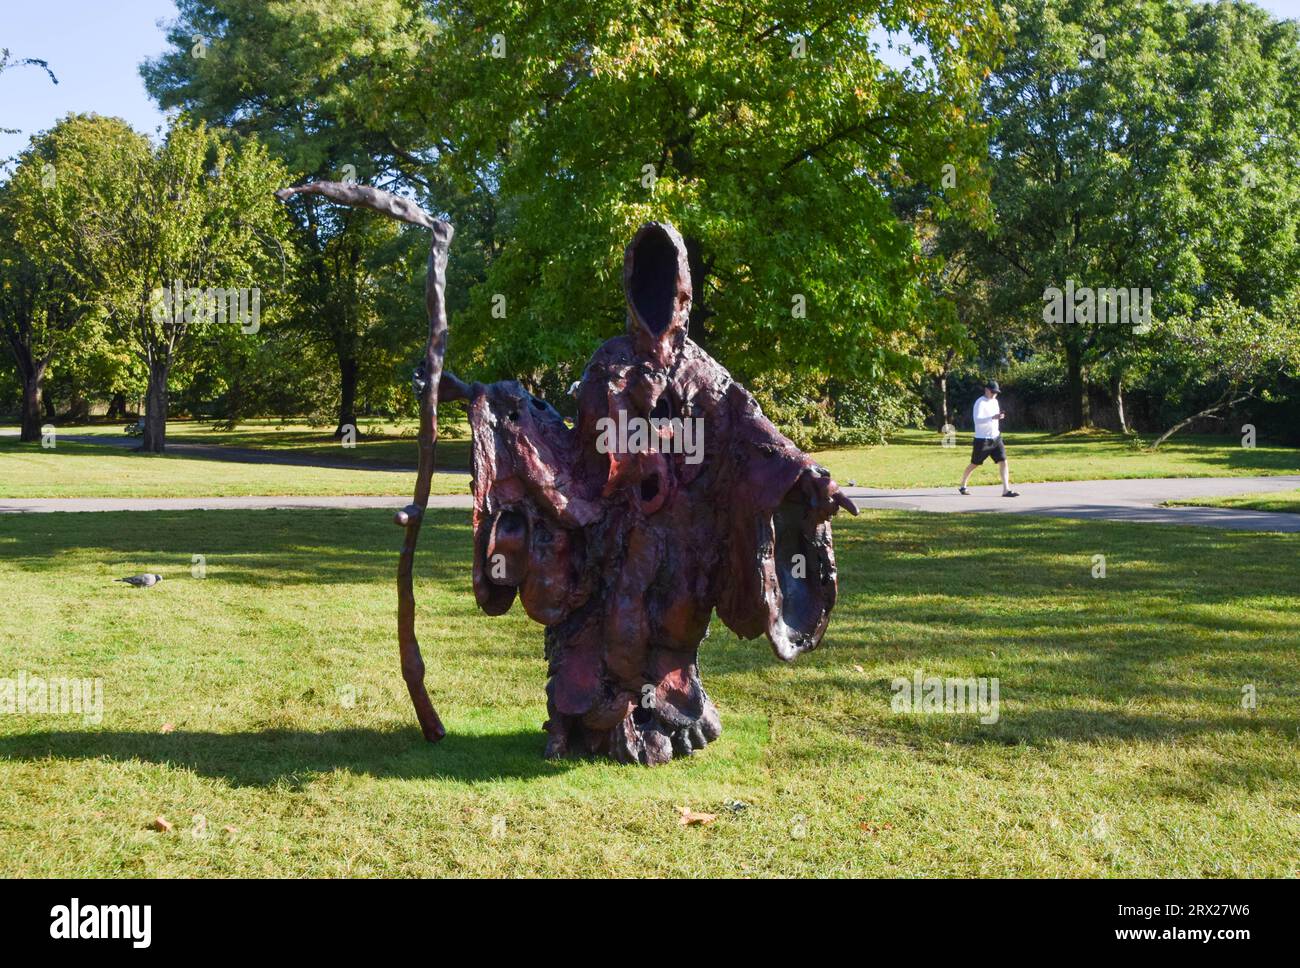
top-left (971, 437), bottom-right (1006, 465)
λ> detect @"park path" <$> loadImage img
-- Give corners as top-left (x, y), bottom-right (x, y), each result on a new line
top-left (2, 475), bottom-right (1298, 531)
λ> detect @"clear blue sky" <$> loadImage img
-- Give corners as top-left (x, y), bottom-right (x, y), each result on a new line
top-left (3, 0), bottom-right (1299, 166)
top-left (1, 0), bottom-right (177, 163)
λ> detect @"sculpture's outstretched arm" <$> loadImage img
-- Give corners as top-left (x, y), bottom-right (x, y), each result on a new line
top-left (274, 180), bottom-right (441, 230)
top-left (277, 180), bottom-right (456, 742)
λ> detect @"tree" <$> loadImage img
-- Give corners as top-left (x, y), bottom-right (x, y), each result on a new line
top-left (0, 115), bottom-right (149, 441)
top-left (89, 121), bottom-right (294, 452)
top-left (142, 0), bottom-right (482, 435)
top-left (143, 0), bottom-right (1006, 434)
top-left (280, 200), bottom-right (412, 435)
top-left (1145, 296), bottom-right (1299, 448)
top-left (949, 0), bottom-right (1300, 429)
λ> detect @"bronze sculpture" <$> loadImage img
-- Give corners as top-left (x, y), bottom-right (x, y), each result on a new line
top-left (277, 182), bottom-right (856, 764)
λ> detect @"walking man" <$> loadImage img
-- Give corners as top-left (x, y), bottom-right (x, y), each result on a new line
top-left (959, 380), bottom-right (1019, 497)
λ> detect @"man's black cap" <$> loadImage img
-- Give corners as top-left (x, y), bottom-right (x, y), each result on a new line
top-left (985, 379), bottom-right (1001, 392)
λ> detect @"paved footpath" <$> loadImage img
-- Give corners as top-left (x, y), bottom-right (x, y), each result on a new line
top-left (2, 475), bottom-right (1298, 531)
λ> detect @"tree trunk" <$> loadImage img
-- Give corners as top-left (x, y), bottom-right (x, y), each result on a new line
top-left (1113, 375), bottom-right (1129, 434)
top-left (1065, 343), bottom-right (1088, 430)
top-left (62, 394), bottom-right (90, 423)
top-left (19, 364), bottom-right (46, 443)
top-left (106, 392), bottom-right (128, 420)
top-left (335, 353), bottom-right (358, 437)
top-left (142, 360), bottom-right (170, 453)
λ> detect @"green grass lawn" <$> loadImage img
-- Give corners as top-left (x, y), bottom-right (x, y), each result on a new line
top-left (0, 439), bottom-right (469, 499)
top-left (1, 509), bottom-right (1295, 877)
top-left (813, 429), bottom-right (1300, 488)
top-left (1167, 490), bottom-right (1300, 515)
top-left (6, 423), bottom-right (1297, 500)
top-left (34, 417), bottom-right (472, 469)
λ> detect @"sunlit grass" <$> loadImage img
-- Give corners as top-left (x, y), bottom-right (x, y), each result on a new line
top-left (0, 439), bottom-right (468, 499)
top-left (7, 423), bottom-right (1296, 501)
top-left (1, 509), bottom-right (1295, 877)
top-left (813, 429), bottom-right (1300, 488)
top-left (1167, 489), bottom-right (1300, 514)
top-left (28, 416), bottom-right (471, 469)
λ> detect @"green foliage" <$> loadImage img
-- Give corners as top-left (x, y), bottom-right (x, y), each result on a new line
top-left (8, 0), bottom-right (1294, 443)
top-left (947, 0), bottom-right (1300, 428)
top-left (1149, 297), bottom-right (1300, 389)
top-left (61, 118), bottom-right (299, 448)
top-left (1142, 294), bottom-right (1300, 445)
top-left (0, 114), bottom-right (154, 435)
top-left (144, 0), bottom-right (1005, 432)
top-left (756, 372), bottom-right (926, 450)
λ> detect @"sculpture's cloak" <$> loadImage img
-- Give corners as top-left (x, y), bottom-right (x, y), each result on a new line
top-left (466, 223), bottom-right (853, 764)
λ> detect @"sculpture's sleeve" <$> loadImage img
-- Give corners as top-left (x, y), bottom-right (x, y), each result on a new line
top-left (713, 383), bottom-right (852, 661)
top-left (468, 380), bottom-right (599, 625)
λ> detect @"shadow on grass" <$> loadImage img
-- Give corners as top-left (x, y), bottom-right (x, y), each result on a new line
top-left (2, 503), bottom-right (1295, 594)
top-left (843, 705), bottom-right (1299, 748)
top-left (0, 509), bottom-right (474, 586)
top-left (0, 726), bottom-right (570, 788)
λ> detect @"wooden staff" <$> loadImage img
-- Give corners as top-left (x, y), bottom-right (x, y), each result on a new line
top-left (276, 180), bottom-right (467, 741)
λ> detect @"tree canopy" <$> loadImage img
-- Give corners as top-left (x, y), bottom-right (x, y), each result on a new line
top-left (143, 0), bottom-right (1006, 412)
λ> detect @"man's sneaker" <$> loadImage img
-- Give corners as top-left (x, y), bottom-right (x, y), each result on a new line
top-left (959, 486), bottom-right (970, 495)
top-left (1002, 490), bottom-right (1020, 497)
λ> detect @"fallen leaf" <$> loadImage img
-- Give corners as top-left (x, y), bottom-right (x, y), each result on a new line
top-left (152, 816), bottom-right (174, 833)
top-left (678, 806), bottom-right (717, 826)
top-left (160, 722), bottom-right (175, 734)
top-left (853, 664), bottom-right (864, 673)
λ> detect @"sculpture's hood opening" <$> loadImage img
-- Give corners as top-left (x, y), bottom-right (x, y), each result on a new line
top-left (624, 222), bottom-right (691, 365)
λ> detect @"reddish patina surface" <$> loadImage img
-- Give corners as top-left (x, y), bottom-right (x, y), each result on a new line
top-left (466, 223), bottom-right (856, 764)
top-left (277, 183), bottom-right (854, 764)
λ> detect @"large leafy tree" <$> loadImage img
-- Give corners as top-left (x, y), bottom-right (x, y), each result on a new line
top-left (89, 121), bottom-right (294, 452)
top-left (283, 200), bottom-right (414, 434)
top-left (143, 1), bottom-right (484, 434)
top-left (949, 0), bottom-right (1300, 430)
top-left (0, 114), bottom-right (150, 441)
top-left (143, 0), bottom-right (1004, 426)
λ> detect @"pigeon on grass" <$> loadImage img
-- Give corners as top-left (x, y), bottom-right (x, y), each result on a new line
top-left (116, 574), bottom-right (163, 588)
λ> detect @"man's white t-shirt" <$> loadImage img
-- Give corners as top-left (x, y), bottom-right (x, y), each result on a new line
top-left (973, 396), bottom-right (1001, 439)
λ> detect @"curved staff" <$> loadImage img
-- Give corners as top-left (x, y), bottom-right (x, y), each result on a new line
top-left (276, 180), bottom-right (468, 742)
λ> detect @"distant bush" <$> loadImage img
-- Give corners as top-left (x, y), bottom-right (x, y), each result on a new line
top-left (751, 373), bottom-right (924, 451)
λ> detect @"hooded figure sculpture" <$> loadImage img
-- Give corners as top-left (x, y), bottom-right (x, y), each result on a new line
top-left (276, 181), bottom-right (856, 766)
top-left (466, 222), bottom-right (857, 765)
